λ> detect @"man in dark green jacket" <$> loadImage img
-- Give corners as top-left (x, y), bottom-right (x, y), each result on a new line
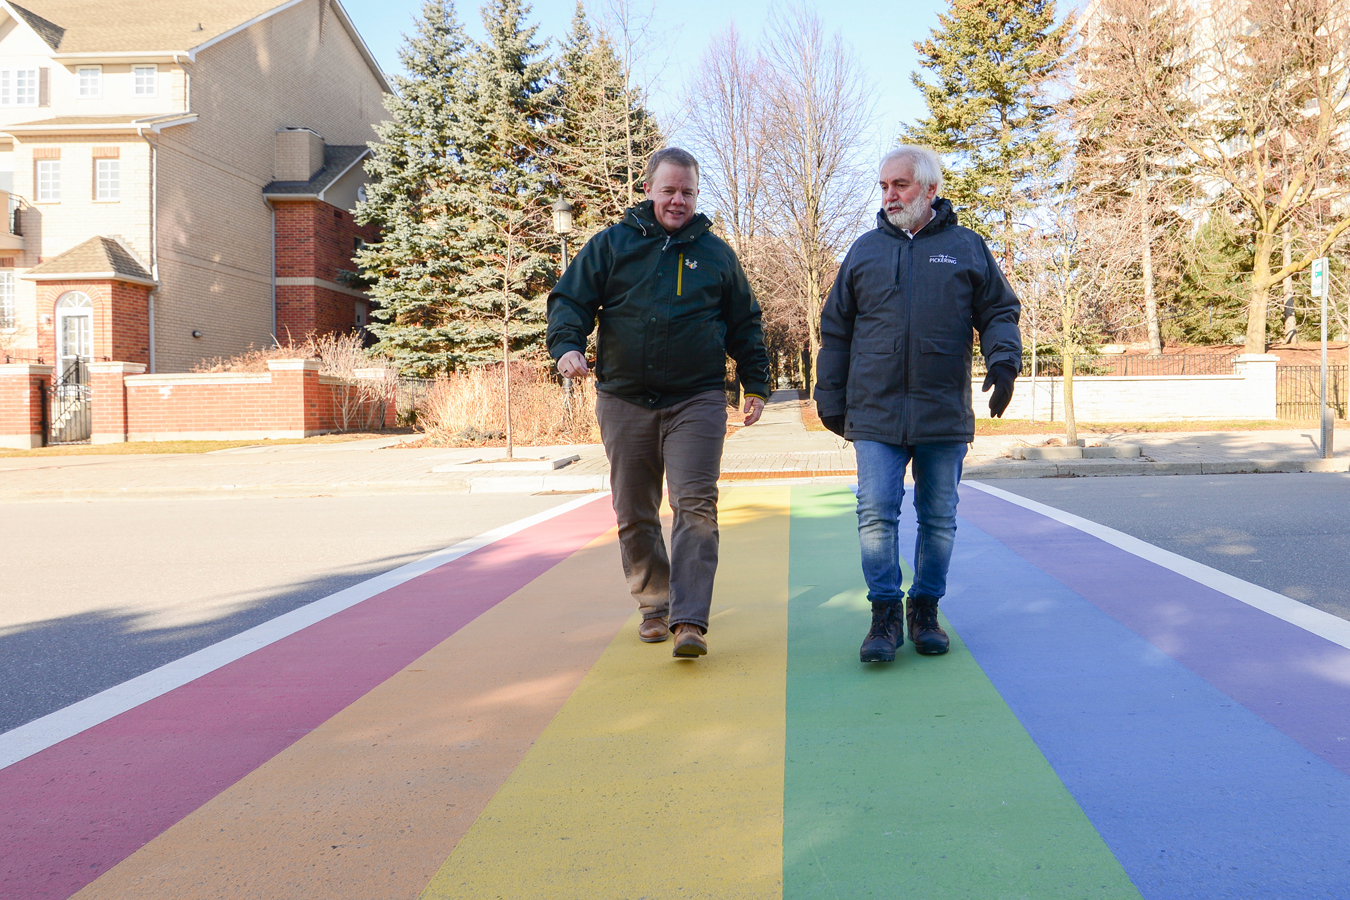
top-left (547, 147), bottom-right (770, 659)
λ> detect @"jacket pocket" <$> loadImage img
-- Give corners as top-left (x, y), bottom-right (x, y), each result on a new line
top-left (918, 336), bottom-right (970, 393)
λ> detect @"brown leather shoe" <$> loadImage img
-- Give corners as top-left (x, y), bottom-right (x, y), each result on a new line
top-left (639, 616), bottom-right (669, 643)
top-left (672, 623), bottom-right (707, 657)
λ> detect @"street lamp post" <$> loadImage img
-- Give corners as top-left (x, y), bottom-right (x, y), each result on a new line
top-left (552, 198), bottom-right (576, 426)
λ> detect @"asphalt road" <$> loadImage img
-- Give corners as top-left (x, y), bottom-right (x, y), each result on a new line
top-left (987, 472), bottom-right (1350, 623)
top-left (0, 493), bottom-right (576, 732)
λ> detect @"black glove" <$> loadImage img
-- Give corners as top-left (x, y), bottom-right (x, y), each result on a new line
top-left (821, 415), bottom-right (846, 437)
top-left (982, 362), bottom-right (1017, 418)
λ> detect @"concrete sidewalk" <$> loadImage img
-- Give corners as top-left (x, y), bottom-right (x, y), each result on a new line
top-left (1, 390), bottom-right (1346, 499)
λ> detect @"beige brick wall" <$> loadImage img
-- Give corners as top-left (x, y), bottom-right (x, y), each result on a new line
top-left (149, 0), bottom-right (386, 371)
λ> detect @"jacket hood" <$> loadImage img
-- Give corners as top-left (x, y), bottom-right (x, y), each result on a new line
top-left (875, 197), bottom-right (959, 239)
top-left (623, 199), bottom-right (712, 242)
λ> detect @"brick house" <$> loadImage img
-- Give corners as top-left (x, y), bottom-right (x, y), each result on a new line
top-left (0, 0), bottom-right (390, 381)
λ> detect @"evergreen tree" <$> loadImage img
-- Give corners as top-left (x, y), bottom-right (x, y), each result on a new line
top-left (551, 3), bottom-right (663, 238)
top-left (904, 0), bottom-right (1072, 271)
top-left (448, 0), bottom-right (555, 373)
top-left (355, 0), bottom-right (479, 375)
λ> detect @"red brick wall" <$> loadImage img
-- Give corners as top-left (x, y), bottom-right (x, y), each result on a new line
top-left (35, 280), bottom-right (151, 367)
top-left (273, 199), bottom-right (378, 342)
top-left (0, 366), bottom-right (54, 447)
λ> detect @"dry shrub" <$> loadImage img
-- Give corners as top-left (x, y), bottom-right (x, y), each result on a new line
top-left (418, 362), bottom-right (599, 446)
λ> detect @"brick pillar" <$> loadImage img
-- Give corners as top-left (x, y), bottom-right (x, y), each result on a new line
top-left (1233, 354), bottom-right (1279, 420)
top-left (267, 358), bottom-right (322, 437)
top-left (0, 364), bottom-right (55, 449)
top-left (89, 361), bottom-right (147, 444)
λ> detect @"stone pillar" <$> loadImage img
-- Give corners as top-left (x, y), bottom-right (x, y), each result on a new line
top-left (267, 358), bottom-right (322, 437)
top-left (1233, 354), bottom-right (1279, 420)
top-left (89, 361), bottom-right (147, 444)
top-left (0, 364), bottom-right (55, 449)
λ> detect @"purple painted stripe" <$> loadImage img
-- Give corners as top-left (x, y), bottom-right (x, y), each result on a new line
top-left (958, 486), bottom-right (1350, 775)
top-left (0, 497), bottom-right (615, 900)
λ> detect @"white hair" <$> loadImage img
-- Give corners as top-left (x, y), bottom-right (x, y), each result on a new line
top-left (880, 145), bottom-right (943, 193)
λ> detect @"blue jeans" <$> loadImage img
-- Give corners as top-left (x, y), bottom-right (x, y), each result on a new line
top-left (854, 440), bottom-right (967, 604)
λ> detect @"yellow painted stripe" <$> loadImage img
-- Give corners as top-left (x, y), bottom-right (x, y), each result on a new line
top-left (420, 486), bottom-right (791, 900)
top-left (677, 253), bottom-right (684, 295)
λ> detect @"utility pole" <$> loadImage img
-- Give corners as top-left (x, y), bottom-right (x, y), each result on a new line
top-left (1313, 257), bottom-right (1332, 458)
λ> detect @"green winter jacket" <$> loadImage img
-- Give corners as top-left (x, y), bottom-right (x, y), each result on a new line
top-left (546, 200), bottom-right (770, 408)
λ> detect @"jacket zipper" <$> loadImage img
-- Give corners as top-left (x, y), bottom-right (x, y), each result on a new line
top-left (677, 253), bottom-right (684, 296)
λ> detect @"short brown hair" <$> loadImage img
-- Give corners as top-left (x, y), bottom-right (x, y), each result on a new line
top-left (644, 147), bottom-right (700, 184)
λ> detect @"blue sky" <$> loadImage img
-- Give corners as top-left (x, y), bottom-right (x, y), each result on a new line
top-left (341, 0), bottom-right (952, 161)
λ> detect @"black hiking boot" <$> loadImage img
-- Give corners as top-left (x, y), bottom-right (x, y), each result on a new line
top-left (906, 594), bottom-right (950, 655)
top-left (859, 602), bottom-right (903, 663)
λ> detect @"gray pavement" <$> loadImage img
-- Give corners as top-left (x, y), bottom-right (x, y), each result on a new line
top-left (1, 391), bottom-right (1347, 499)
top-left (991, 473), bottom-right (1350, 623)
top-left (0, 493), bottom-right (575, 731)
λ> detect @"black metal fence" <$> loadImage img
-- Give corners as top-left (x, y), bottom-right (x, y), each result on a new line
top-left (1277, 365), bottom-right (1349, 421)
top-left (48, 360), bottom-right (91, 444)
top-left (974, 350), bottom-right (1241, 378)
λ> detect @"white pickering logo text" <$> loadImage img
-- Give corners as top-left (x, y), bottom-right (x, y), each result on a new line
top-left (930, 254), bottom-right (957, 265)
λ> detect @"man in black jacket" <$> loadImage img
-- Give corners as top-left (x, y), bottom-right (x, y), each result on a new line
top-left (548, 147), bottom-right (771, 658)
top-left (815, 145), bottom-right (1022, 663)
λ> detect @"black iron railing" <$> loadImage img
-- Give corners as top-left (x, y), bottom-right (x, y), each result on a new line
top-left (49, 359), bottom-right (91, 444)
top-left (1277, 365), bottom-right (1348, 421)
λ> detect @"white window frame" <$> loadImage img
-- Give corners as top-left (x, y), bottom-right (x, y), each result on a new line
top-left (77, 66), bottom-right (102, 99)
top-left (36, 159), bottom-right (60, 203)
top-left (133, 65), bottom-right (158, 97)
top-left (0, 68), bottom-right (39, 107)
top-left (0, 273), bottom-right (14, 331)
top-left (94, 159), bottom-right (120, 202)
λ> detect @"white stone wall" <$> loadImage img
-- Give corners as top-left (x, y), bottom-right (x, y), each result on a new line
top-left (982, 355), bottom-right (1279, 421)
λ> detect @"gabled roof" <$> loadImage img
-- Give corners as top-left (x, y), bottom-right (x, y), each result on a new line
top-left (23, 236), bottom-right (156, 286)
top-left (263, 144), bottom-right (369, 201)
top-left (0, 0), bottom-right (391, 93)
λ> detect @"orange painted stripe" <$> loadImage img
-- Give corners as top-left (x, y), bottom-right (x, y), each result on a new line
top-left (72, 529), bottom-right (632, 900)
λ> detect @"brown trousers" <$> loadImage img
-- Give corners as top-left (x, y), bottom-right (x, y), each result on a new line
top-left (596, 389), bottom-right (727, 631)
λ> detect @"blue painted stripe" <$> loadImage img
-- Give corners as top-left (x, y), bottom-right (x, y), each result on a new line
top-left (892, 498), bottom-right (1350, 899)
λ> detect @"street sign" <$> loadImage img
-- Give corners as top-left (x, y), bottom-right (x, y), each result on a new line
top-left (1311, 257), bottom-right (1328, 299)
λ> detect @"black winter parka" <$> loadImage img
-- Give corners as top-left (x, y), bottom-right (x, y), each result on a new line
top-left (814, 199), bottom-right (1022, 444)
top-left (547, 200), bottom-right (771, 408)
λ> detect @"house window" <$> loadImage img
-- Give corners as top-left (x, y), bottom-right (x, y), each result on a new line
top-left (95, 159), bottom-right (120, 201)
top-left (36, 160), bottom-right (60, 202)
top-left (133, 65), bottom-right (158, 97)
top-left (0, 273), bottom-right (14, 330)
top-left (0, 69), bottom-right (38, 107)
top-left (78, 66), bottom-right (102, 98)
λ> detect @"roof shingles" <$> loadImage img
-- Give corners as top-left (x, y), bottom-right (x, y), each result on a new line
top-left (7, 0), bottom-right (290, 54)
top-left (27, 236), bottom-right (155, 283)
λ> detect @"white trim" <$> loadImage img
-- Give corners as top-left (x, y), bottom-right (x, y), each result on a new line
top-left (126, 372), bottom-right (270, 386)
top-left (186, 0), bottom-right (310, 62)
top-left (963, 481), bottom-right (1350, 651)
top-left (0, 494), bottom-right (607, 771)
top-left (22, 270), bottom-right (157, 286)
top-left (2, 113), bottom-right (197, 136)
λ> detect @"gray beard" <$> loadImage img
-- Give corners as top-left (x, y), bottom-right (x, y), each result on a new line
top-left (885, 203), bottom-right (928, 233)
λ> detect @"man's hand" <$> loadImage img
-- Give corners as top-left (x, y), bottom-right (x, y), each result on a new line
top-left (982, 362), bottom-right (1017, 418)
top-left (743, 395), bottom-right (765, 427)
top-left (557, 350), bottom-right (590, 379)
top-left (820, 415), bottom-right (845, 437)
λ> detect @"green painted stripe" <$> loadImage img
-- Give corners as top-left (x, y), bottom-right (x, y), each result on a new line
top-left (784, 486), bottom-right (1141, 900)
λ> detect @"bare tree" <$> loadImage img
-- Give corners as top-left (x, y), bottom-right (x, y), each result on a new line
top-left (759, 5), bottom-right (876, 389)
top-left (1123, 0), bottom-right (1350, 354)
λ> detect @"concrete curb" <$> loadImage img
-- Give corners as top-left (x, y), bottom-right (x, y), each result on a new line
top-left (966, 458), bottom-right (1350, 480)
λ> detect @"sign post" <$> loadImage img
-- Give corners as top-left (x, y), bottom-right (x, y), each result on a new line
top-left (1312, 257), bottom-right (1332, 459)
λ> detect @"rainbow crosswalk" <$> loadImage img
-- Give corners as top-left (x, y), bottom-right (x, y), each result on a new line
top-left (3, 484), bottom-right (1350, 899)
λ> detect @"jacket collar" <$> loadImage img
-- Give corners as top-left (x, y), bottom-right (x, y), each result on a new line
top-left (623, 199), bottom-right (712, 243)
top-left (875, 197), bottom-right (958, 240)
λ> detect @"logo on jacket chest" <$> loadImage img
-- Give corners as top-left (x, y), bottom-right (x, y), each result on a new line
top-left (929, 254), bottom-right (958, 265)
top-left (684, 258), bottom-right (698, 270)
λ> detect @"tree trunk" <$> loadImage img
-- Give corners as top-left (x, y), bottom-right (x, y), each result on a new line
top-left (1245, 230), bottom-right (1275, 355)
top-left (1141, 159), bottom-right (1162, 357)
top-left (1062, 347), bottom-right (1077, 446)
top-left (503, 265), bottom-right (513, 461)
top-left (1281, 221), bottom-right (1296, 343)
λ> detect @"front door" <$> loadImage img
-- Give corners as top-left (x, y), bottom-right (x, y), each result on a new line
top-left (55, 291), bottom-right (92, 384)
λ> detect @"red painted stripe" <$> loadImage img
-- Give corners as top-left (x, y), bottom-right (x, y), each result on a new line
top-left (0, 497), bottom-right (615, 900)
